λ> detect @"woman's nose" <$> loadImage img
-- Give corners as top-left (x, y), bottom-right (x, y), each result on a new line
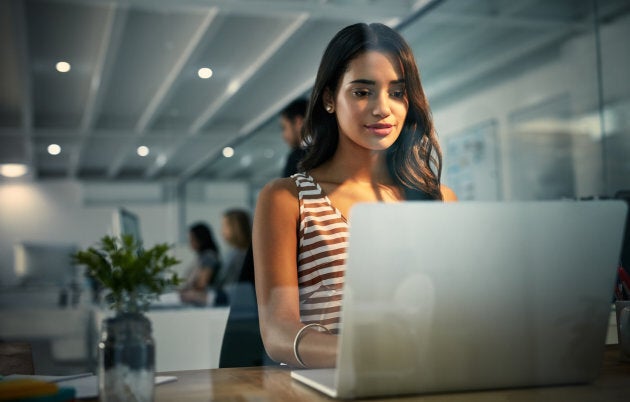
top-left (372, 92), bottom-right (391, 118)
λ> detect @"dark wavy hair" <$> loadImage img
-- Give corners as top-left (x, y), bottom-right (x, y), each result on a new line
top-left (189, 222), bottom-right (220, 254)
top-left (281, 98), bottom-right (308, 121)
top-left (300, 22), bottom-right (442, 199)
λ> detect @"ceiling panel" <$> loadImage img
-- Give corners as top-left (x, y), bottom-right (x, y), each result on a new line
top-left (210, 19), bottom-right (352, 129)
top-left (157, 135), bottom-right (224, 177)
top-left (0, 135), bottom-right (26, 162)
top-left (79, 135), bottom-right (130, 171)
top-left (28, 1), bottom-right (110, 129)
top-left (95, 7), bottom-right (209, 130)
top-left (0, 0), bottom-right (626, 184)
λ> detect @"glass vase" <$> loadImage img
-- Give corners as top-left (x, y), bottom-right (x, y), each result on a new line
top-left (99, 312), bottom-right (155, 402)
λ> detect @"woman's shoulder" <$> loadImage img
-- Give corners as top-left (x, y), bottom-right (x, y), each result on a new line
top-left (255, 177), bottom-right (302, 227)
top-left (440, 184), bottom-right (458, 202)
top-left (257, 177), bottom-right (300, 205)
top-left (260, 176), bottom-right (299, 194)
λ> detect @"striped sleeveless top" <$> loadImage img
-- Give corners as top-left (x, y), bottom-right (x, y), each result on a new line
top-left (294, 173), bottom-right (348, 333)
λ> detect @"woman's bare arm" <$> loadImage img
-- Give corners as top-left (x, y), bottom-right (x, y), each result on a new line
top-left (253, 178), bottom-right (338, 367)
top-left (193, 268), bottom-right (212, 290)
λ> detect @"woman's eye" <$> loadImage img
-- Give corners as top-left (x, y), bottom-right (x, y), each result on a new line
top-left (352, 90), bottom-right (371, 97)
top-left (391, 89), bottom-right (405, 98)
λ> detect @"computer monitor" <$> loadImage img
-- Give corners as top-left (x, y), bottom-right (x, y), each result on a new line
top-left (13, 242), bottom-right (78, 287)
top-left (112, 207), bottom-right (142, 244)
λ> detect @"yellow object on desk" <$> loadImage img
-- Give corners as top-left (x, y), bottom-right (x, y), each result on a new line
top-left (0, 378), bottom-right (58, 400)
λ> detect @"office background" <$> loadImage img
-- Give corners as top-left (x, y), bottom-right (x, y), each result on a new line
top-left (1, 0), bottom-right (629, 284)
top-left (0, 0), bottom-right (629, 372)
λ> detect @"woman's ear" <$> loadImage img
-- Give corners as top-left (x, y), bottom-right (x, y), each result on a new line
top-left (323, 88), bottom-right (335, 113)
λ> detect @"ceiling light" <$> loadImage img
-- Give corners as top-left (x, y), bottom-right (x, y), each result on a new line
top-left (222, 147), bottom-right (234, 158)
top-left (0, 163), bottom-right (29, 178)
top-left (56, 61), bottom-right (71, 73)
top-left (137, 146), bottom-right (150, 157)
top-left (198, 67), bottom-right (213, 79)
top-left (47, 144), bottom-right (61, 155)
top-left (226, 80), bottom-right (241, 95)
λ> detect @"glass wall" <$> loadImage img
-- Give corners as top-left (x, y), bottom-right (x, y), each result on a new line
top-left (400, 0), bottom-right (630, 201)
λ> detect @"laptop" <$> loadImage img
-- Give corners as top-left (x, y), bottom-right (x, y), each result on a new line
top-left (291, 200), bottom-right (627, 399)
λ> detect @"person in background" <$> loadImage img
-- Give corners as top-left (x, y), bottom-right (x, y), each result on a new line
top-left (217, 208), bottom-right (252, 289)
top-left (280, 98), bottom-right (308, 177)
top-left (218, 208), bottom-right (272, 367)
top-left (252, 22), bottom-right (457, 368)
top-left (179, 222), bottom-right (221, 306)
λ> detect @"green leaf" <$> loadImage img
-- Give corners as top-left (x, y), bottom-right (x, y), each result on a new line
top-left (72, 234), bottom-right (181, 313)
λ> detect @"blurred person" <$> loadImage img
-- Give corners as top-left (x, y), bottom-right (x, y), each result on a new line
top-left (218, 208), bottom-right (272, 367)
top-left (280, 98), bottom-right (308, 177)
top-left (253, 22), bottom-right (457, 368)
top-left (179, 222), bottom-right (222, 306)
top-left (217, 208), bottom-right (252, 289)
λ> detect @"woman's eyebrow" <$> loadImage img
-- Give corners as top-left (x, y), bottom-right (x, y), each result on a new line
top-left (349, 79), bottom-right (405, 85)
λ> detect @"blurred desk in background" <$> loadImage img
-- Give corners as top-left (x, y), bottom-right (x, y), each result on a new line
top-left (93, 306), bottom-right (230, 372)
top-left (0, 306), bottom-right (92, 375)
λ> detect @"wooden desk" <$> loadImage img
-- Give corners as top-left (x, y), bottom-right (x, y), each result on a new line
top-left (156, 345), bottom-right (630, 401)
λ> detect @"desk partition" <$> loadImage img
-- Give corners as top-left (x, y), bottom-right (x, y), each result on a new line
top-left (93, 307), bottom-right (230, 372)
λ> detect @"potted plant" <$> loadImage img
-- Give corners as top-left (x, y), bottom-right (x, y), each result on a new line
top-left (73, 234), bottom-right (180, 402)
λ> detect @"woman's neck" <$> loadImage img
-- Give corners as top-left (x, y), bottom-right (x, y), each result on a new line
top-left (316, 146), bottom-right (392, 185)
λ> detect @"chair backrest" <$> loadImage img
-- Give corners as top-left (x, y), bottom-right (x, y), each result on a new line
top-left (218, 245), bottom-right (275, 367)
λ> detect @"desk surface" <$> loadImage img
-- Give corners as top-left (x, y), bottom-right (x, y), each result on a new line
top-left (156, 345), bottom-right (630, 401)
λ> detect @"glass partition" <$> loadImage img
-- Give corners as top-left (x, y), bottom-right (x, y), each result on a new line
top-left (397, 0), bottom-right (629, 201)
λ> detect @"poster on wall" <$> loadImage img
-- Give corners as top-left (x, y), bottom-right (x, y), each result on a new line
top-left (443, 120), bottom-right (501, 201)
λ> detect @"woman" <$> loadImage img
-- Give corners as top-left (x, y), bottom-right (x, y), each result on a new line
top-left (253, 23), bottom-right (457, 368)
top-left (218, 208), bottom-right (252, 287)
top-left (179, 222), bottom-right (221, 306)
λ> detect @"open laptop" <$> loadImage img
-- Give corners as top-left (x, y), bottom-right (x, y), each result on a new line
top-left (291, 200), bottom-right (627, 399)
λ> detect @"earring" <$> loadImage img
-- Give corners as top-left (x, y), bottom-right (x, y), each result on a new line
top-left (325, 105), bottom-right (333, 113)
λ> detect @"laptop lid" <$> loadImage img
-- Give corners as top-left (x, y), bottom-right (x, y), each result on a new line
top-left (292, 200), bottom-right (627, 399)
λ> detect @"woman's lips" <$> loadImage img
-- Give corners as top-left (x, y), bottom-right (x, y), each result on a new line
top-left (365, 123), bottom-right (393, 136)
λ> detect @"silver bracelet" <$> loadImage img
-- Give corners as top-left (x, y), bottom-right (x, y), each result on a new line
top-left (292, 323), bottom-right (331, 368)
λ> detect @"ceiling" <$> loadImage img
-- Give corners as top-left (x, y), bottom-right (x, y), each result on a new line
top-left (1, 0), bottom-right (628, 186)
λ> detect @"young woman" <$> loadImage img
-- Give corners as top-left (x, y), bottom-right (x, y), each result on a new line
top-left (253, 22), bottom-right (457, 368)
top-left (179, 222), bottom-right (222, 306)
top-left (218, 208), bottom-right (252, 286)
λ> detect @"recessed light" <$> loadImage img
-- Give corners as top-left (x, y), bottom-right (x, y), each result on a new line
top-left (47, 144), bottom-right (61, 155)
top-left (137, 146), bottom-right (150, 157)
top-left (0, 163), bottom-right (28, 178)
top-left (56, 61), bottom-right (71, 73)
top-left (198, 67), bottom-right (213, 79)
top-left (222, 147), bottom-right (234, 158)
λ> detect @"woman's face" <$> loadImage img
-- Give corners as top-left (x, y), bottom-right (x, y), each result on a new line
top-left (221, 216), bottom-right (233, 244)
top-left (328, 50), bottom-right (408, 152)
top-left (188, 231), bottom-right (200, 252)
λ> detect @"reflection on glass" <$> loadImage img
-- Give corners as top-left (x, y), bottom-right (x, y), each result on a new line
top-left (398, 0), bottom-right (630, 200)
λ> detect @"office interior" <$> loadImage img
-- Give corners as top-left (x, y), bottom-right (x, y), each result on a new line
top-left (0, 0), bottom-right (629, 375)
